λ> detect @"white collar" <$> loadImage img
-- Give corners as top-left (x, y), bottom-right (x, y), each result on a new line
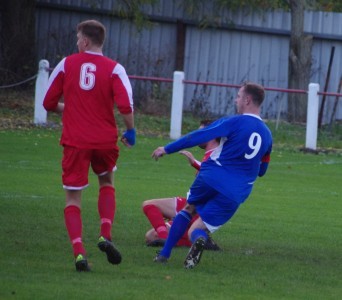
top-left (243, 113), bottom-right (262, 120)
top-left (84, 50), bottom-right (103, 56)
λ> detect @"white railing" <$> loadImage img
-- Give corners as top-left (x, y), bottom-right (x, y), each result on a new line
top-left (34, 60), bottom-right (336, 151)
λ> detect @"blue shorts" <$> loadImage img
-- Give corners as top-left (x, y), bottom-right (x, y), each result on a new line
top-left (187, 175), bottom-right (239, 232)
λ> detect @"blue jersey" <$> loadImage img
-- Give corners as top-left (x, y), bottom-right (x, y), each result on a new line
top-left (165, 114), bottom-right (273, 203)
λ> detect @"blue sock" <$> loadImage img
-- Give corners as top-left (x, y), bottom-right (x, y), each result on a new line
top-left (159, 210), bottom-right (192, 258)
top-left (190, 228), bottom-right (208, 243)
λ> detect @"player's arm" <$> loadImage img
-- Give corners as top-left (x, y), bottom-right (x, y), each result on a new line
top-left (258, 153), bottom-right (270, 177)
top-left (179, 151), bottom-right (201, 170)
top-left (164, 118), bottom-right (229, 154)
top-left (152, 118), bottom-right (229, 160)
top-left (112, 63), bottom-right (136, 147)
top-left (112, 63), bottom-right (134, 114)
top-left (43, 59), bottom-right (65, 113)
top-left (120, 112), bottom-right (136, 147)
top-left (152, 147), bottom-right (166, 160)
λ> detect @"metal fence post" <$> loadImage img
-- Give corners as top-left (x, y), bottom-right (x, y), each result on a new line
top-left (170, 71), bottom-right (185, 140)
top-left (34, 59), bottom-right (49, 124)
top-left (305, 83), bottom-right (320, 150)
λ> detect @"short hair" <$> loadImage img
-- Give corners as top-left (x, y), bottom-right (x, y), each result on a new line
top-left (200, 119), bottom-right (220, 143)
top-left (77, 20), bottom-right (106, 47)
top-left (200, 119), bottom-right (214, 127)
top-left (242, 82), bottom-right (265, 106)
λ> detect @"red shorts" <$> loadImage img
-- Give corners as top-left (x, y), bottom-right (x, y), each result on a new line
top-left (175, 196), bottom-right (187, 212)
top-left (62, 146), bottom-right (119, 190)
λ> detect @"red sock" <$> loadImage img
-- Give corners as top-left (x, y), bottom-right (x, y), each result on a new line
top-left (98, 186), bottom-right (115, 240)
top-left (177, 233), bottom-right (192, 247)
top-left (142, 204), bottom-right (168, 239)
top-left (64, 205), bottom-right (86, 257)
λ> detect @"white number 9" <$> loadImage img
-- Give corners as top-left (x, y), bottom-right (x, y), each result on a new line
top-left (244, 132), bottom-right (262, 159)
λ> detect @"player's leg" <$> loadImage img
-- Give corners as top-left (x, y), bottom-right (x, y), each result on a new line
top-left (92, 148), bottom-right (121, 265)
top-left (97, 172), bottom-right (115, 241)
top-left (187, 215), bottom-right (221, 251)
top-left (173, 217), bottom-right (221, 250)
top-left (184, 192), bottom-right (240, 269)
top-left (183, 217), bottom-right (208, 269)
top-left (154, 203), bottom-right (195, 262)
top-left (62, 146), bottom-right (91, 271)
top-left (145, 228), bottom-right (159, 244)
top-left (176, 176), bottom-right (217, 267)
top-left (154, 176), bottom-right (213, 263)
top-left (175, 228), bottom-right (192, 247)
top-left (143, 196), bottom-right (186, 244)
top-left (64, 190), bottom-right (90, 271)
top-left (93, 148), bottom-right (117, 240)
top-left (142, 197), bottom-right (178, 241)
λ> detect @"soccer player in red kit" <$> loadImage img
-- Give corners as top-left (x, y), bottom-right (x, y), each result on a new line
top-left (43, 20), bottom-right (135, 272)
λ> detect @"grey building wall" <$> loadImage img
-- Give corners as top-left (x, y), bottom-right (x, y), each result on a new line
top-left (34, 0), bottom-right (342, 122)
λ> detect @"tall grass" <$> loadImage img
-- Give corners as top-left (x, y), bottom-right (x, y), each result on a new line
top-left (0, 123), bottom-right (341, 299)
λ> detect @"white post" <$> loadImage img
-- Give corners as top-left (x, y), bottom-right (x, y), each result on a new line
top-left (305, 83), bottom-right (320, 150)
top-left (34, 59), bottom-right (49, 124)
top-left (170, 71), bottom-right (185, 139)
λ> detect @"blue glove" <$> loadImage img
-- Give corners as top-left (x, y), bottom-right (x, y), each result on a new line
top-left (122, 128), bottom-right (136, 147)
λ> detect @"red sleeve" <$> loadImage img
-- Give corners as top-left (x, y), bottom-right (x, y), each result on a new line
top-left (191, 160), bottom-right (201, 171)
top-left (261, 153), bottom-right (271, 163)
top-left (192, 149), bottom-right (214, 173)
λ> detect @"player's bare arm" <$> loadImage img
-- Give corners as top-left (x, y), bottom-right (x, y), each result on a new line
top-left (152, 147), bottom-right (166, 160)
top-left (179, 150), bottom-right (196, 165)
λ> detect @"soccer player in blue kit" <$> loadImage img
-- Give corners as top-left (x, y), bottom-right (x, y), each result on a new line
top-left (151, 82), bottom-right (273, 269)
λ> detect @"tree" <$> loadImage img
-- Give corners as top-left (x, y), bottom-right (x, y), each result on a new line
top-left (0, 0), bottom-right (36, 86)
top-left (287, 0), bottom-right (313, 122)
top-left (175, 0), bottom-right (340, 122)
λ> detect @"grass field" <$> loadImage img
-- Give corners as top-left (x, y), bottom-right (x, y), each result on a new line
top-left (0, 115), bottom-right (341, 299)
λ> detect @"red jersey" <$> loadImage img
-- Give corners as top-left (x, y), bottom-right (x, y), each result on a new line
top-left (191, 148), bottom-right (216, 172)
top-left (43, 51), bottom-right (133, 149)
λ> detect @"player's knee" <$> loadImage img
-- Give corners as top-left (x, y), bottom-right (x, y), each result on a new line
top-left (145, 229), bottom-right (158, 243)
top-left (183, 203), bottom-right (196, 216)
top-left (142, 201), bottom-right (152, 213)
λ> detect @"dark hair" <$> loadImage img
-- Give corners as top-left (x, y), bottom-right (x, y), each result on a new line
top-left (200, 119), bottom-right (214, 127)
top-left (242, 82), bottom-right (265, 106)
top-left (200, 119), bottom-right (220, 143)
top-left (77, 20), bottom-right (106, 47)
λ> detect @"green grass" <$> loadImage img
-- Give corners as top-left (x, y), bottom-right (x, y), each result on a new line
top-left (0, 125), bottom-right (341, 300)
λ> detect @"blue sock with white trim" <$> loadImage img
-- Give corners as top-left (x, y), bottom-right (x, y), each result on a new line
top-left (190, 228), bottom-right (208, 244)
top-left (159, 210), bottom-right (192, 258)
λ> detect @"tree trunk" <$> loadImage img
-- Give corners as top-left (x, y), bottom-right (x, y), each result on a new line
top-left (288, 0), bottom-right (313, 123)
top-left (0, 0), bottom-right (36, 85)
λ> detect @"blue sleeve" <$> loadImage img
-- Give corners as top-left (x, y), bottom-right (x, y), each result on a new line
top-left (164, 117), bottom-right (230, 154)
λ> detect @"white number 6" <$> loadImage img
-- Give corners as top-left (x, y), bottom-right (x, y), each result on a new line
top-left (244, 132), bottom-right (262, 159)
top-left (79, 63), bottom-right (96, 90)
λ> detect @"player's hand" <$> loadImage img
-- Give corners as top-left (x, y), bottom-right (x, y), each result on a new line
top-left (121, 128), bottom-right (136, 148)
top-left (152, 147), bottom-right (166, 161)
top-left (179, 150), bottom-right (195, 165)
